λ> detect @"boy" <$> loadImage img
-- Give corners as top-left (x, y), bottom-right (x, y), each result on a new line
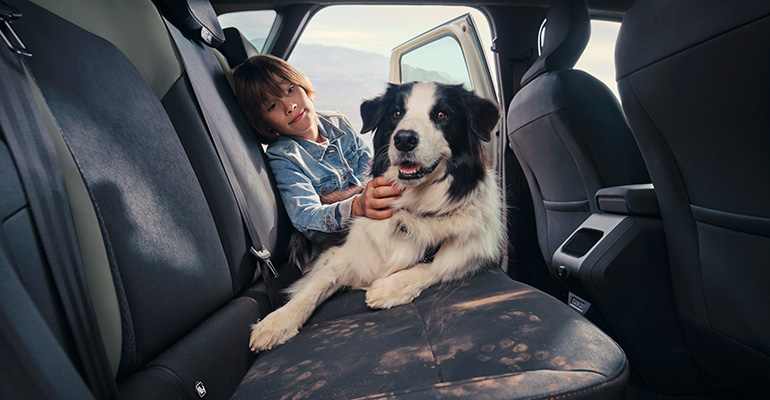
top-left (233, 55), bottom-right (402, 244)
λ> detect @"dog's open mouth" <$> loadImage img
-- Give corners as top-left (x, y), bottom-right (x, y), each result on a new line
top-left (398, 159), bottom-right (441, 180)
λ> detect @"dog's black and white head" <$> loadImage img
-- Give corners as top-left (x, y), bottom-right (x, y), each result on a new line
top-left (361, 82), bottom-right (501, 201)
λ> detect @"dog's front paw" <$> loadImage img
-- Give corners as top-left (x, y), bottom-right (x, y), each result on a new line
top-left (248, 310), bottom-right (300, 353)
top-left (365, 278), bottom-right (421, 310)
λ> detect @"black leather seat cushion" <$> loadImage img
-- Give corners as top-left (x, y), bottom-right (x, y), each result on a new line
top-left (233, 269), bottom-right (629, 399)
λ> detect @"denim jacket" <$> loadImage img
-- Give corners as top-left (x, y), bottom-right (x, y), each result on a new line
top-left (266, 111), bottom-right (372, 243)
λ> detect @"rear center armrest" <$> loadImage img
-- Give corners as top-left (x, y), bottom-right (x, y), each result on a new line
top-left (596, 183), bottom-right (660, 216)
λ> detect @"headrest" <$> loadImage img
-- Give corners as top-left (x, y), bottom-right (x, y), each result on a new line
top-left (520, 0), bottom-right (590, 87)
top-left (616, 1), bottom-right (770, 80)
top-left (156, 0), bottom-right (225, 47)
top-left (220, 27), bottom-right (260, 68)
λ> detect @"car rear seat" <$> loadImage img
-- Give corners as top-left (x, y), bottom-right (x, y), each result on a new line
top-left (1, 0), bottom-right (630, 398)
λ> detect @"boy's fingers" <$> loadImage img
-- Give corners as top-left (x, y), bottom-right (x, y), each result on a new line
top-left (373, 176), bottom-right (402, 189)
top-left (373, 176), bottom-right (391, 186)
top-left (373, 197), bottom-right (399, 210)
top-left (371, 186), bottom-right (399, 199)
top-left (367, 208), bottom-right (394, 220)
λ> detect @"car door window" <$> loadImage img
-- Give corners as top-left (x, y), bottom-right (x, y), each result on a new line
top-left (288, 6), bottom-right (494, 136)
top-left (400, 36), bottom-right (471, 88)
top-left (391, 13), bottom-right (496, 102)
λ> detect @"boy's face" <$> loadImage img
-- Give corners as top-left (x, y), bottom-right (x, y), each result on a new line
top-left (261, 78), bottom-right (318, 141)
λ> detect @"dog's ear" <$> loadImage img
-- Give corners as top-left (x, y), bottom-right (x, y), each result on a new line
top-left (360, 96), bottom-right (386, 134)
top-left (362, 85), bottom-right (402, 178)
top-left (368, 98), bottom-right (392, 177)
top-left (361, 83), bottom-right (404, 134)
top-left (467, 94), bottom-right (501, 142)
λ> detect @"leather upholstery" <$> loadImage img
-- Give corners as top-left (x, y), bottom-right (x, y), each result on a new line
top-left (233, 269), bottom-right (630, 399)
top-left (507, 0), bottom-right (649, 266)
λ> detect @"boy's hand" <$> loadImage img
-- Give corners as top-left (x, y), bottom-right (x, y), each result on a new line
top-left (352, 177), bottom-right (403, 219)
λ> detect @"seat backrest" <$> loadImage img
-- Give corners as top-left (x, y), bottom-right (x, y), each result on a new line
top-left (12, 0), bottom-right (292, 396)
top-left (507, 0), bottom-right (649, 266)
top-left (18, 0), bottom-right (234, 376)
top-left (615, 1), bottom-right (770, 396)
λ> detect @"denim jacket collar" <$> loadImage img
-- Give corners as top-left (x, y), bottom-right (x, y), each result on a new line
top-left (288, 113), bottom-right (347, 162)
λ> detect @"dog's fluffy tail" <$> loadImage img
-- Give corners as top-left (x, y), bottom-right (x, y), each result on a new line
top-left (289, 230), bottom-right (313, 273)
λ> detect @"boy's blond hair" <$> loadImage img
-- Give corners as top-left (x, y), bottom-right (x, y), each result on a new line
top-left (233, 55), bottom-right (317, 143)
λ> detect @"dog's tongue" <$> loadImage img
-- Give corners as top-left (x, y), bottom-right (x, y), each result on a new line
top-left (399, 163), bottom-right (421, 174)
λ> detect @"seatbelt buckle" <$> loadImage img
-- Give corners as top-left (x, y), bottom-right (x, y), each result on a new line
top-left (250, 246), bottom-right (279, 278)
top-left (0, 0), bottom-right (32, 57)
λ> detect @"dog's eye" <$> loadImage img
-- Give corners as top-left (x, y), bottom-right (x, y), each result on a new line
top-left (393, 111), bottom-right (401, 119)
top-left (437, 111), bottom-right (447, 120)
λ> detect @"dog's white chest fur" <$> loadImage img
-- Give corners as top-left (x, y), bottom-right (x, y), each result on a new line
top-left (347, 170), bottom-right (502, 286)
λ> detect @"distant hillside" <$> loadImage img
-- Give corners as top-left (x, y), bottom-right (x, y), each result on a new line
top-left (289, 43), bottom-right (391, 133)
top-left (402, 65), bottom-right (457, 85)
top-left (246, 42), bottom-right (464, 134)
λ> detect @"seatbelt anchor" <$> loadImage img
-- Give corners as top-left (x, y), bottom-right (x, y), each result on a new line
top-left (0, 1), bottom-right (32, 57)
top-left (250, 246), bottom-right (279, 278)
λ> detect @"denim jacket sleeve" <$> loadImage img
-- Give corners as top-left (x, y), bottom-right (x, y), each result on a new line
top-left (267, 152), bottom-right (355, 244)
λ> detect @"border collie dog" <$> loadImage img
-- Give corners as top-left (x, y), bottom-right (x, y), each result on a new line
top-left (249, 82), bottom-right (505, 352)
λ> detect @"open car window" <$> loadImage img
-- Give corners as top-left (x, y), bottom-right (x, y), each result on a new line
top-left (287, 5), bottom-right (494, 137)
top-left (390, 13), bottom-right (496, 101)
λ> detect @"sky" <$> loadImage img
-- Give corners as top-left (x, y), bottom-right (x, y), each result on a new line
top-left (300, 6), bottom-right (492, 57)
top-left (220, 6), bottom-right (495, 77)
top-left (219, 6), bottom-right (621, 97)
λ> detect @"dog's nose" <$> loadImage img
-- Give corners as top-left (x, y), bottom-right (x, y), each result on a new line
top-left (393, 130), bottom-right (419, 152)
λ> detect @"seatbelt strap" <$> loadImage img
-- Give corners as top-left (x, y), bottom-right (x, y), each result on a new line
top-left (0, 4), bottom-right (117, 399)
top-left (162, 17), bottom-right (285, 308)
